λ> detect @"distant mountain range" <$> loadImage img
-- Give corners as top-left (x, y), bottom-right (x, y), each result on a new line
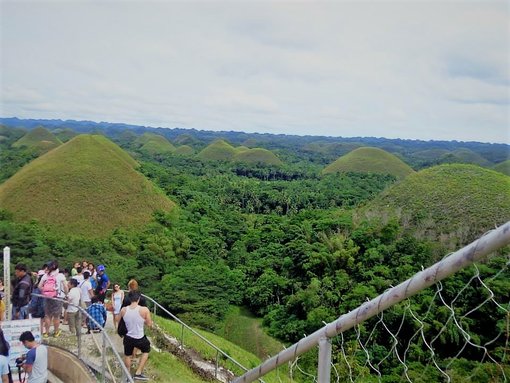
top-left (1, 117), bottom-right (509, 166)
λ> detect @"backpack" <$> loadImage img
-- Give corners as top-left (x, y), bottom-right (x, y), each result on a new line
top-left (41, 274), bottom-right (58, 297)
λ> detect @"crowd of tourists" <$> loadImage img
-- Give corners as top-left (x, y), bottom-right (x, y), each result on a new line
top-left (0, 260), bottom-right (152, 381)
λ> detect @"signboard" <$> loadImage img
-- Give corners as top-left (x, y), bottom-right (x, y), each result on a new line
top-left (2, 318), bottom-right (42, 382)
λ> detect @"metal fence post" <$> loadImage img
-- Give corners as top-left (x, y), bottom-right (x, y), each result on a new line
top-left (180, 323), bottom-right (184, 348)
top-left (3, 247), bottom-right (10, 321)
top-left (77, 310), bottom-right (82, 359)
top-left (102, 331), bottom-right (106, 383)
top-left (318, 337), bottom-right (331, 383)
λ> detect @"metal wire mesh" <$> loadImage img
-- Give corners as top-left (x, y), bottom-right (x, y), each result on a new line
top-left (284, 253), bottom-right (510, 382)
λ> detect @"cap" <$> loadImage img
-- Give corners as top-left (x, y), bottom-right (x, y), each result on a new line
top-left (97, 264), bottom-right (105, 272)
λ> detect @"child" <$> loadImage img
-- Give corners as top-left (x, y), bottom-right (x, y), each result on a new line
top-left (86, 296), bottom-right (107, 333)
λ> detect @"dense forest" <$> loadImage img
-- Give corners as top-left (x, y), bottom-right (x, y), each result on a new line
top-left (0, 121), bottom-right (509, 381)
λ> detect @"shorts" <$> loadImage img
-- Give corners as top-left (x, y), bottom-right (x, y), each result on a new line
top-left (123, 335), bottom-right (151, 356)
top-left (44, 299), bottom-right (64, 318)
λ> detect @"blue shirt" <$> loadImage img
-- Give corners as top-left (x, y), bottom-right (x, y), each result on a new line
top-left (87, 303), bottom-right (107, 330)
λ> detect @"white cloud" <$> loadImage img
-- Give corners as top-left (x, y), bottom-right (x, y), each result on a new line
top-left (0, 0), bottom-right (508, 143)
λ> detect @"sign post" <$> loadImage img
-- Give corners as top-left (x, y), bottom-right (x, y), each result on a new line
top-left (3, 246), bottom-right (10, 321)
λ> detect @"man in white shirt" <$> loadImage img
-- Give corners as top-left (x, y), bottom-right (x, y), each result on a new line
top-left (67, 279), bottom-right (82, 336)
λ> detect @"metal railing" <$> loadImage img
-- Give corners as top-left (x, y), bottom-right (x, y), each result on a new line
top-left (31, 293), bottom-right (134, 383)
top-left (233, 221), bottom-right (510, 383)
top-left (141, 293), bottom-right (266, 383)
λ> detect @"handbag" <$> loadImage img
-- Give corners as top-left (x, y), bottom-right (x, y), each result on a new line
top-left (118, 317), bottom-right (127, 337)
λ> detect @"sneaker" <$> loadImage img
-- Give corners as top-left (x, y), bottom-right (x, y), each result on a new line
top-left (133, 374), bottom-right (149, 381)
top-left (53, 330), bottom-right (61, 337)
top-left (42, 333), bottom-right (49, 339)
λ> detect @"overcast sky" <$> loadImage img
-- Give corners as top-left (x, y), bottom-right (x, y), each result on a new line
top-left (1, 1), bottom-right (509, 143)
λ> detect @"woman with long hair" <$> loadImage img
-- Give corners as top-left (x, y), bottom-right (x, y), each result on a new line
top-left (111, 284), bottom-right (124, 330)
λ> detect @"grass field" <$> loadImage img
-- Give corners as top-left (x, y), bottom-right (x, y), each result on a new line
top-left (197, 139), bottom-right (237, 161)
top-left (12, 126), bottom-right (62, 152)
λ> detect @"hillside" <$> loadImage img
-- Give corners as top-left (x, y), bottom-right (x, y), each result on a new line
top-left (358, 164), bottom-right (510, 246)
top-left (136, 132), bottom-right (176, 155)
top-left (233, 148), bottom-right (283, 166)
top-left (197, 139), bottom-right (237, 161)
top-left (12, 126), bottom-right (62, 153)
top-left (0, 134), bottom-right (175, 237)
top-left (439, 148), bottom-right (492, 167)
top-left (322, 147), bottom-right (414, 179)
top-left (492, 159), bottom-right (510, 176)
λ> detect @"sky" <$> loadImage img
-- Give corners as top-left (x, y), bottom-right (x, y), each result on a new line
top-left (0, 1), bottom-right (509, 143)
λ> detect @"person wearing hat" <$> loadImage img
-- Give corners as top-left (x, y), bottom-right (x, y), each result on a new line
top-left (94, 265), bottom-right (110, 303)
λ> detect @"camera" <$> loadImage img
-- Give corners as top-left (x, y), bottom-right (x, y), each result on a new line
top-left (15, 356), bottom-right (24, 367)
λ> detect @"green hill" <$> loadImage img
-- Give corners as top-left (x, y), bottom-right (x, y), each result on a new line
top-left (52, 128), bottom-right (78, 143)
top-left (197, 139), bottom-right (237, 161)
top-left (358, 164), bottom-right (510, 246)
top-left (12, 126), bottom-right (62, 153)
top-left (174, 145), bottom-right (195, 156)
top-left (411, 148), bottom-right (450, 161)
top-left (493, 159), bottom-right (510, 176)
top-left (0, 134), bottom-right (175, 237)
top-left (439, 148), bottom-right (492, 167)
top-left (322, 147), bottom-right (414, 179)
top-left (136, 133), bottom-right (176, 155)
top-left (233, 148), bottom-right (283, 166)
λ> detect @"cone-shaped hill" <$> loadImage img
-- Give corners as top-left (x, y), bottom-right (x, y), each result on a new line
top-left (197, 139), bottom-right (237, 161)
top-left (233, 148), bottom-right (283, 166)
top-left (358, 164), bottom-right (510, 246)
top-left (173, 145), bottom-right (195, 156)
top-left (0, 135), bottom-right (175, 237)
top-left (322, 147), bottom-right (414, 179)
top-left (493, 159), bottom-right (510, 176)
top-left (12, 127), bottom-right (62, 153)
top-left (135, 133), bottom-right (175, 155)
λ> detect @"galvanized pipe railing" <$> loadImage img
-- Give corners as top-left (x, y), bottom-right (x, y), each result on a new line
top-left (234, 221), bottom-right (510, 383)
top-left (31, 293), bottom-right (134, 383)
top-left (141, 294), bottom-right (266, 383)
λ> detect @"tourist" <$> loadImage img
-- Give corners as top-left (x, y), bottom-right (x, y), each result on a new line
top-left (111, 283), bottom-right (124, 330)
top-left (67, 279), bottom-right (82, 336)
top-left (19, 331), bottom-right (48, 383)
top-left (38, 261), bottom-right (68, 338)
top-left (86, 296), bottom-right (107, 333)
top-left (121, 290), bottom-right (152, 381)
top-left (12, 264), bottom-right (33, 320)
top-left (94, 265), bottom-right (110, 303)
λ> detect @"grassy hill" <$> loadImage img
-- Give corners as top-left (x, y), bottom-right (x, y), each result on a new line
top-left (136, 133), bottom-right (176, 155)
top-left (322, 147), bottom-right (414, 179)
top-left (12, 126), bottom-right (62, 153)
top-left (52, 128), bottom-right (78, 143)
top-left (0, 134), bottom-right (175, 237)
top-left (174, 145), bottom-right (195, 156)
top-left (197, 139), bottom-right (237, 161)
top-left (233, 148), bottom-right (283, 166)
top-left (493, 159), bottom-right (510, 176)
top-left (358, 164), bottom-right (510, 247)
top-left (439, 148), bottom-right (492, 167)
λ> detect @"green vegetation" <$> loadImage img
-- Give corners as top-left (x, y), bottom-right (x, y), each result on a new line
top-left (0, 121), bottom-right (508, 382)
top-left (215, 306), bottom-right (285, 360)
top-left (359, 164), bottom-right (510, 246)
top-left (174, 145), bottom-right (194, 156)
top-left (439, 148), bottom-right (493, 167)
top-left (0, 134), bottom-right (174, 237)
top-left (233, 148), bottom-right (283, 166)
top-left (322, 147), bottom-right (414, 179)
top-left (197, 139), bottom-right (237, 161)
top-left (493, 159), bottom-right (510, 176)
top-left (52, 127), bottom-right (78, 142)
top-left (12, 126), bottom-right (62, 153)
